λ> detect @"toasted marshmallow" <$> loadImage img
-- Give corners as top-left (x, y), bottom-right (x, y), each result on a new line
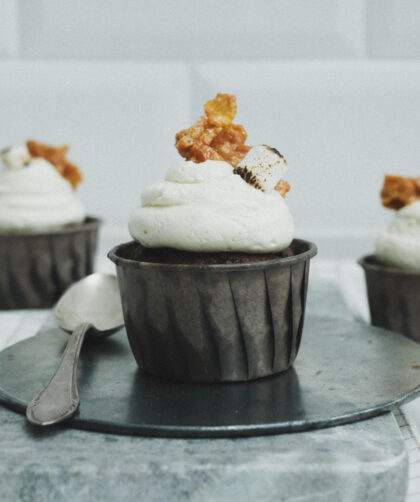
top-left (1, 144), bottom-right (31, 170)
top-left (234, 144), bottom-right (287, 192)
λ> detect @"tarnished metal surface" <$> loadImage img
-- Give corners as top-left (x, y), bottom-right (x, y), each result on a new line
top-left (108, 239), bottom-right (317, 382)
top-left (0, 217), bottom-right (100, 309)
top-left (0, 315), bottom-right (419, 438)
top-left (359, 255), bottom-right (420, 343)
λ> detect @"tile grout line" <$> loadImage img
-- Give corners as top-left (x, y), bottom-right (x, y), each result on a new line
top-left (400, 408), bottom-right (420, 450)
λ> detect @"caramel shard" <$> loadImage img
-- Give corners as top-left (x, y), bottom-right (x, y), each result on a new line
top-left (210, 124), bottom-right (251, 167)
top-left (175, 93), bottom-right (250, 167)
top-left (274, 180), bottom-right (291, 198)
top-left (380, 175), bottom-right (420, 210)
top-left (26, 140), bottom-right (83, 189)
top-left (204, 93), bottom-right (237, 127)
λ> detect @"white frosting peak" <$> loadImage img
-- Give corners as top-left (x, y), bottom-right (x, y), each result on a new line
top-left (0, 145), bottom-right (86, 232)
top-left (129, 160), bottom-right (294, 253)
top-left (376, 200), bottom-right (420, 271)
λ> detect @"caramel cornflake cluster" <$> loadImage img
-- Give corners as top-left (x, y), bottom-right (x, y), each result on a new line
top-left (204, 94), bottom-right (237, 127)
top-left (175, 93), bottom-right (251, 167)
top-left (381, 175), bottom-right (420, 210)
top-left (26, 140), bottom-right (83, 189)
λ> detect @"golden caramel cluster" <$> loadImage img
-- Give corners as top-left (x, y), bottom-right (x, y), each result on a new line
top-left (175, 94), bottom-right (251, 167)
top-left (26, 140), bottom-right (82, 189)
top-left (381, 175), bottom-right (420, 210)
top-left (275, 180), bottom-right (291, 198)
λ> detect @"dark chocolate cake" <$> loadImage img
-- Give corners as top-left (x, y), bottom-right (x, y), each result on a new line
top-left (129, 243), bottom-right (294, 265)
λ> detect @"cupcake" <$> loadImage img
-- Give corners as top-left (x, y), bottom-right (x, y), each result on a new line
top-left (0, 140), bottom-right (100, 309)
top-left (359, 175), bottom-right (420, 342)
top-left (109, 94), bottom-right (317, 382)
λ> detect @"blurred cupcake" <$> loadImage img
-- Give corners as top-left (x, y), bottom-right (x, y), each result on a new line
top-left (359, 175), bottom-right (420, 342)
top-left (0, 140), bottom-right (100, 309)
top-left (109, 94), bottom-right (317, 382)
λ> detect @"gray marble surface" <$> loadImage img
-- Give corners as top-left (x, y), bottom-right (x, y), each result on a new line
top-left (0, 272), bottom-right (412, 501)
top-left (0, 406), bottom-right (408, 502)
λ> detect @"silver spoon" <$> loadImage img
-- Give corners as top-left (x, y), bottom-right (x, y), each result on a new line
top-left (26, 273), bottom-right (124, 426)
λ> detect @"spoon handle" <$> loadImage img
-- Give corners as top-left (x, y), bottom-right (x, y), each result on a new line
top-left (26, 322), bottom-right (92, 426)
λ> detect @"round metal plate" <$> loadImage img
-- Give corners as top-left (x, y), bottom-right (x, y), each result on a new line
top-left (0, 316), bottom-right (419, 438)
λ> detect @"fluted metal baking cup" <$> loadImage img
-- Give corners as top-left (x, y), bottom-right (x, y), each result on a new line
top-left (108, 239), bottom-right (317, 382)
top-left (0, 217), bottom-right (100, 309)
top-left (359, 255), bottom-right (420, 344)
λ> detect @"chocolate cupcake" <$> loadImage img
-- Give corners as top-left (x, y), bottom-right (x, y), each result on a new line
top-left (0, 141), bottom-right (100, 309)
top-left (109, 94), bottom-right (317, 382)
top-left (359, 175), bottom-right (420, 342)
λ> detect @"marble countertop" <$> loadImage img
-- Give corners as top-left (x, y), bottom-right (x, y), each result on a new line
top-left (0, 256), bottom-right (419, 501)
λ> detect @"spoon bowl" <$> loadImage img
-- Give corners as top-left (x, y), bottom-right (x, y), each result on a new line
top-left (55, 273), bottom-right (124, 335)
top-left (26, 273), bottom-right (124, 426)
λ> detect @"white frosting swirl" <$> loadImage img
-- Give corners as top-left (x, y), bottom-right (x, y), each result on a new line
top-left (129, 160), bottom-right (294, 253)
top-left (376, 200), bottom-right (420, 271)
top-left (0, 145), bottom-right (86, 232)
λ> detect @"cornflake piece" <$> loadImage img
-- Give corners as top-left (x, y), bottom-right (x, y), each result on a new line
top-left (175, 93), bottom-right (250, 167)
top-left (27, 140), bottom-right (83, 189)
top-left (275, 180), bottom-right (291, 198)
top-left (381, 175), bottom-right (420, 210)
top-left (204, 93), bottom-right (237, 127)
top-left (175, 94), bottom-right (290, 196)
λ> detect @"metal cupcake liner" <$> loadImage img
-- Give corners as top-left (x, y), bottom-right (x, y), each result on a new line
top-left (0, 217), bottom-right (101, 309)
top-left (108, 239), bottom-right (317, 382)
top-left (359, 255), bottom-right (420, 343)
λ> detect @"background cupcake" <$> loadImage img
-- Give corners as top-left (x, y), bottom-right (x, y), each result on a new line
top-left (0, 140), bottom-right (100, 309)
top-left (109, 94), bottom-right (317, 382)
top-left (359, 175), bottom-right (420, 342)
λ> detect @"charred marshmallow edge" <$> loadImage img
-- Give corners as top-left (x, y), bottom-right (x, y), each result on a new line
top-left (234, 144), bottom-right (287, 191)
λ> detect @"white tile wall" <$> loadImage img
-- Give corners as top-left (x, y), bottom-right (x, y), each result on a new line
top-left (193, 61), bottom-right (420, 236)
top-left (17, 0), bottom-right (367, 60)
top-left (0, 62), bottom-right (191, 225)
top-left (1, 1), bottom-right (420, 61)
top-left (0, 0), bottom-right (19, 57)
top-left (1, 60), bottom-right (419, 243)
top-left (0, 1), bottom-right (419, 257)
top-left (368, 0), bottom-right (420, 58)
